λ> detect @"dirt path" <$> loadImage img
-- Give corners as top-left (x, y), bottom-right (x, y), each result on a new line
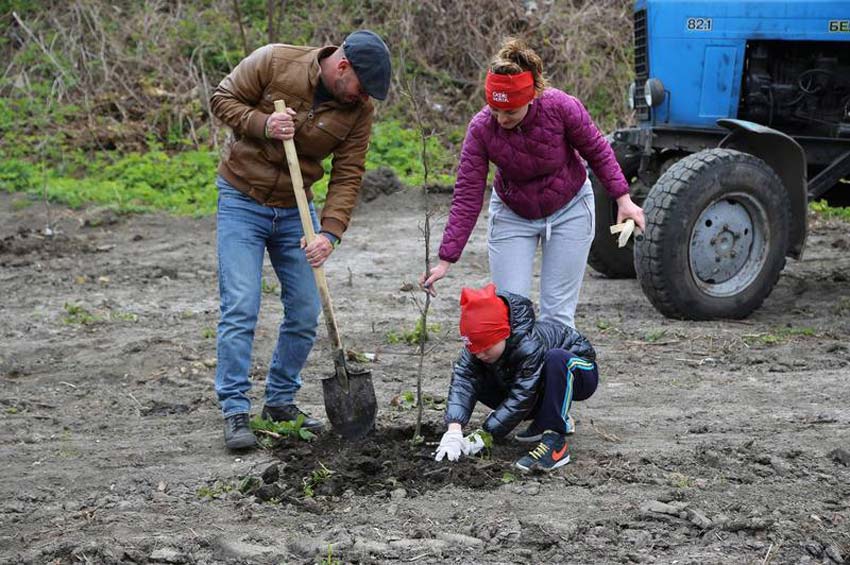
top-left (1, 190), bottom-right (848, 564)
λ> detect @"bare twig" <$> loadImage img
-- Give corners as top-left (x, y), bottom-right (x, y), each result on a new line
top-left (11, 11), bottom-right (72, 83)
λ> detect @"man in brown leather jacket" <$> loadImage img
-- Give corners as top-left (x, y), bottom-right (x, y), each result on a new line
top-left (209, 30), bottom-right (391, 449)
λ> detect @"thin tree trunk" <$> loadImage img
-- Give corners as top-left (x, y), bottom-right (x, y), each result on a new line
top-left (231, 0), bottom-right (249, 57)
top-left (266, 0), bottom-right (275, 44)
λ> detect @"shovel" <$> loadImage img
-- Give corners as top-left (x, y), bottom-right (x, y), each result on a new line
top-left (273, 100), bottom-right (377, 440)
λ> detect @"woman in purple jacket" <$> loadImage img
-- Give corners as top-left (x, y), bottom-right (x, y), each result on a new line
top-left (421, 38), bottom-right (644, 327)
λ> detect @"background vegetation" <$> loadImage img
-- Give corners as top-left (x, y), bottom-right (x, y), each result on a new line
top-left (0, 0), bottom-right (634, 214)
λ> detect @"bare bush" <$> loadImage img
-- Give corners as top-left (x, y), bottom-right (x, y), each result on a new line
top-left (1, 0), bottom-right (633, 153)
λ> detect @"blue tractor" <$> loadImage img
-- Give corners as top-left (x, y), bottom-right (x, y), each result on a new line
top-left (589, 0), bottom-right (850, 319)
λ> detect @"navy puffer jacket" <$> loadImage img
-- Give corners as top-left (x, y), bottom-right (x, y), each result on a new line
top-left (444, 291), bottom-right (596, 438)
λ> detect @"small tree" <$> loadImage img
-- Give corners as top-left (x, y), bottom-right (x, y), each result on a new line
top-left (397, 48), bottom-right (435, 443)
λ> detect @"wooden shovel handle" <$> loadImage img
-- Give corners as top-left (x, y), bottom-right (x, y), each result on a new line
top-left (274, 100), bottom-right (345, 357)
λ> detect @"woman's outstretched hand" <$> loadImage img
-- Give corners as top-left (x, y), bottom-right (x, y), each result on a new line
top-left (420, 260), bottom-right (451, 297)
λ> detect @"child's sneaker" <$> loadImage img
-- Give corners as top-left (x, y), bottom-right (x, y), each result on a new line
top-left (515, 415), bottom-right (574, 443)
top-left (514, 421), bottom-right (545, 443)
top-left (515, 431), bottom-right (570, 472)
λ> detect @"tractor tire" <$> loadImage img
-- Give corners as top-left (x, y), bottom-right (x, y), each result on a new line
top-left (587, 138), bottom-right (641, 279)
top-left (634, 148), bottom-right (790, 320)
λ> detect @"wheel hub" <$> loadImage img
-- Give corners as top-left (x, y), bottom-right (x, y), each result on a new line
top-left (689, 196), bottom-right (767, 296)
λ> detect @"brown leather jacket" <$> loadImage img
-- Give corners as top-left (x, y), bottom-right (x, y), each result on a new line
top-left (210, 44), bottom-right (374, 238)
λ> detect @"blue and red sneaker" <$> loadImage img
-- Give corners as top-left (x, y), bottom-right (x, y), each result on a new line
top-left (515, 431), bottom-right (570, 472)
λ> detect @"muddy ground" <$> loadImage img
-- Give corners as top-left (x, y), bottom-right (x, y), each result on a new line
top-left (1, 186), bottom-right (849, 565)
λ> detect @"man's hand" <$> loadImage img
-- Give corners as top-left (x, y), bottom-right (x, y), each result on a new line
top-left (265, 107), bottom-right (297, 141)
top-left (434, 430), bottom-right (466, 462)
top-left (300, 234), bottom-right (334, 268)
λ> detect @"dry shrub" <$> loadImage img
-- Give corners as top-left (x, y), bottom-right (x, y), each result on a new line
top-left (1, 0), bottom-right (633, 153)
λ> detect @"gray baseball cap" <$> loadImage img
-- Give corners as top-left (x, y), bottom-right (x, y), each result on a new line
top-left (342, 30), bottom-right (391, 101)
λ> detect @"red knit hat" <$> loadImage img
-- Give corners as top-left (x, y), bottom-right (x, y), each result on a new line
top-left (459, 283), bottom-right (510, 353)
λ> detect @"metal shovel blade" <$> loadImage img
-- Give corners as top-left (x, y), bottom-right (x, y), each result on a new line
top-left (321, 353), bottom-right (377, 440)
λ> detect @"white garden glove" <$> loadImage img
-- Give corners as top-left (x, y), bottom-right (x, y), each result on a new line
top-left (434, 430), bottom-right (466, 462)
top-left (464, 430), bottom-right (490, 456)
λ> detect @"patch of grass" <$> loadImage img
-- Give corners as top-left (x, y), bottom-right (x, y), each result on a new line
top-left (302, 462), bottom-right (333, 498)
top-left (201, 327), bottom-right (216, 339)
top-left (365, 120), bottom-right (455, 188)
top-left (1, 119), bottom-right (453, 214)
top-left (109, 310), bottom-right (138, 322)
top-left (501, 471), bottom-right (517, 484)
top-left (11, 197), bottom-right (33, 210)
top-left (810, 199), bottom-right (850, 222)
top-left (743, 326), bottom-right (817, 346)
top-left (0, 150), bottom-right (219, 216)
top-left (62, 303), bottom-right (100, 325)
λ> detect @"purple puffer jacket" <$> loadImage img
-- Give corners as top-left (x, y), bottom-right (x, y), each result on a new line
top-left (438, 88), bottom-right (629, 263)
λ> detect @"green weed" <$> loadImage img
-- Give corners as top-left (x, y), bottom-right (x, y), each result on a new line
top-left (302, 462), bottom-right (333, 498)
top-left (201, 327), bottom-right (216, 339)
top-left (470, 429), bottom-right (493, 459)
top-left (810, 199), bottom-right (850, 222)
top-left (62, 303), bottom-right (99, 325)
top-left (197, 481), bottom-right (233, 499)
top-left (386, 319), bottom-right (442, 345)
top-left (501, 472), bottom-right (517, 484)
top-left (668, 472), bottom-right (694, 489)
top-left (250, 414), bottom-right (316, 442)
top-left (391, 390), bottom-right (445, 411)
top-left (238, 476), bottom-right (262, 495)
top-left (261, 278), bottom-right (279, 294)
top-left (643, 329), bottom-right (668, 342)
top-left (321, 545), bottom-right (342, 565)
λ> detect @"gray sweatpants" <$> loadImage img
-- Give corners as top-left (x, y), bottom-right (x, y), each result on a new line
top-left (487, 178), bottom-right (595, 328)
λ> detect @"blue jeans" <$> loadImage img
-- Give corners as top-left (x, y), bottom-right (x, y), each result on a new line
top-left (215, 177), bottom-right (321, 417)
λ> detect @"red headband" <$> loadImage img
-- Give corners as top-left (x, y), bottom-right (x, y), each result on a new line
top-left (485, 70), bottom-right (535, 109)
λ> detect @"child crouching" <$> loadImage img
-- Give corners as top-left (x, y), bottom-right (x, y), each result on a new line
top-left (435, 283), bottom-right (598, 472)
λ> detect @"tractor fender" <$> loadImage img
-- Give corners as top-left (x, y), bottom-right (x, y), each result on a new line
top-left (717, 119), bottom-right (807, 259)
